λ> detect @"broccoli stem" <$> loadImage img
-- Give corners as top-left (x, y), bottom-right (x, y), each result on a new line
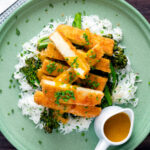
top-left (37, 36), bottom-right (50, 51)
top-left (109, 63), bottom-right (117, 90)
top-left (37, 42), bottom-right (49, 51)
top-left (72, 12), bottom-right (82, 29)
top-left (104, 85), bottom-right (112, 106)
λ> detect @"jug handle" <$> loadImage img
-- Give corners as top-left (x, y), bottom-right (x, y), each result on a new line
top-left (95, 139), bottom-right (110, 150)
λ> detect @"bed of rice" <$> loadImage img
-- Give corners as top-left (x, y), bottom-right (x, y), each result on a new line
top-left (14, 15), bottom-right (139, 134)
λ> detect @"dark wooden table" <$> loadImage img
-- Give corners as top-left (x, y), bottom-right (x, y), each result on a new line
top-left (0, 0), bottom-right (150, 149)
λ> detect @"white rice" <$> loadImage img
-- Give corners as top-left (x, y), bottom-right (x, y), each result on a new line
top-left (14, 15), bottom-right (139, 134)
top-left (112, 59), bottom-right (140, 107)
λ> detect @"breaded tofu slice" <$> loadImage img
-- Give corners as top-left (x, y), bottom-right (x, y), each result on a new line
top-left (56, 24), bottom-right (114, 56)
top-left (37, 68), bottom-right (44, 81)
top-left (37, 68), bottom-right (55, 81)
top-left (77, 73), bottom-right (108, 91)
top-left (38, 43), bottom-right (64, 62)
top-left (34, 91), bottom-right (101, 118)
top-left (38, 50), bottom-right (47, 62)
top-left (41, 59), bottom-right (69, 76)
top-left (54, 68), bottom-right (78, 84)
top-left (41, 75), bottom-right (54, 81)
top-left (86, 44), bottom-right (104, 67)
top-left (76, 50), bottom-right (111, 73)
top-left (86, 33), bottom-right (114, 56)
top-left (41, 79), bottom-right (103, 106)
top-left (46, 43), bottom-right (64, 61)
top-left (94, 58), bottom-right (111, 73)
top-left (57, 24), bottom-right (91, 46)
top-left (50, 31), bottom-right (90, 79)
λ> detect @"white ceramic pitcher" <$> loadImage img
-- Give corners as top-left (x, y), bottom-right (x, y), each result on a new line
top-left (94, 106), bottom-right (134, 150)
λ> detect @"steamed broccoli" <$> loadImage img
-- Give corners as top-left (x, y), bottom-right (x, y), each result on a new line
top-left (111, 45), bottom-right (127, 69)
top-left (40, 108), bottom-right (60, 133)
top-left (20, 57), bottom-right (41, 88)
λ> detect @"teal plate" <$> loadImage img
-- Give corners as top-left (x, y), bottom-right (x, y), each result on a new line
top-left (0, 0), bottom-right (150, 150)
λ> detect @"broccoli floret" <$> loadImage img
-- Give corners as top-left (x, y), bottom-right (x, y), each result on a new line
top-left (111, 46), bottom-right (127, 69)
top-left (40, 108), bottom-right (60, 133)
top-left (20, 57), bottom-right (41, 88)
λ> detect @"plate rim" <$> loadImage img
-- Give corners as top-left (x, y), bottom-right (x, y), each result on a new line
top-left (0, 0), bottom-right (150, 149)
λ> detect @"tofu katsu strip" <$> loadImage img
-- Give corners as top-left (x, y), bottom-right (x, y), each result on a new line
top-left (46, 43), bottom-right (64, 61)
top-left (38, 43), bottom-right (64, 62)
top-left (77, 73), bottom-right (108, 91)
top-left (50, 31), bottom-right (90, 79)
top-left (41, 80), bottom-right (103, 106)
top-left (38, 50), bottom-right (47, 62)
top-left (41, 59), bottom-right (69, 76)
top-left (37, 69), bottom-right (55, 81)
top-left (85, 33), bottom-right (114, 56)
top-left (34, 91), bottom-right (101, 118)
top-left (94, 58), bottom-right (111, 73)
top-left (37, 68), bottom-right (43, 81)
top-left (56, 24), bottom-right (114, 56)
top-left (54, 68), bottom-right (78, 83)
top-left (57, 24), bottom-right (91, 46)
top-left (41, 75), bottom-right (54, 81)
top-left (86, 44), bottom-right (104, 67)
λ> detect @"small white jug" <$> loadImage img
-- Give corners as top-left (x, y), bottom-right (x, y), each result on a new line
top-left (94, 106), bottom-right (134, 150)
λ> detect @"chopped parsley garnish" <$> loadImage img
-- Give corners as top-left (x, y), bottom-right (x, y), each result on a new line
top-left (55, 90), bottom-right (75, 104)
top-left (57, 68), bottom-right (64, 73)
top-left (49, 24), bottom-right (53, 28)
top-left (50, 19), bottom-right (54, 22)
top-left (69, 71), bottom-right (76, 83)
top-left (70, 57), bottom-right (79, 68)
top-left (11, 109), bottom-right (14, 114)
top-left (49, 3), bottom-right (54, 8)
top-left (81, 132), bottom-right (85, 136)
top-left (91, 66), bottom-right (96, 70)
top-left (89, 54), bottom-right (96, 59)
top-left (20, 57), bottom-right (41, 88)
top-left (148, 81), bottom-right (150, 85)
top-left (46, 61), bottom-right (57, 74)
top-left (22, 128), bottom-right (24, 131)
top-left (38, 140), bottom-right (42, 145)
top-left (85, 138), bottom-right (88, 142)
top-left (7, 41), bottom-right (10, 45)
top-left (25, 19), bottom-right (29, 23)
top-left (45, 8), bottom-right (48, 12)
top-left (16, 28), bottom-right (20, 36)
top-left (96, 96), bottom-right (99, 101)
top-left (83, 33), bottom-right (89, 45)
top-left (82, 0), bottom-right (85, 4)
top-left (0, 89), bottom-right (2, 94)
top-left (0, 56), bottom-right (3, 62)
top-left (76, 126), bottom-right (79, 129)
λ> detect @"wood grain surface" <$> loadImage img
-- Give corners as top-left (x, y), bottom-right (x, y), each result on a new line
top-left (0, 0), bottom-right (150, 149)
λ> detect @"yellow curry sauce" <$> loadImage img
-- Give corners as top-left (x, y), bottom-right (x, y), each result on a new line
top-left (104, 112), bottom-right (130, 142)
